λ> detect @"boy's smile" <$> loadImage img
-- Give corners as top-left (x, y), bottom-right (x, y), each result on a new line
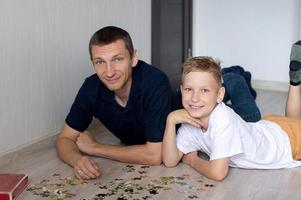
top-left (181, 71), bottom-right (224, 120)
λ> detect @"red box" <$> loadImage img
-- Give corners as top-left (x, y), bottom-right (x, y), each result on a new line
top-left (0, 174), bottom-right (28, 200)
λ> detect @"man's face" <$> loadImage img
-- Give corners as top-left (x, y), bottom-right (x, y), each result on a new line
top-left (91, 40), bottom-right (138, 93)
top-left (181, 71), bottom-right (224, 119)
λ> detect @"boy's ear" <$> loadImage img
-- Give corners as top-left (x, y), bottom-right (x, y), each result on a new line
top-left (217, 86), bottom-right (225, 103)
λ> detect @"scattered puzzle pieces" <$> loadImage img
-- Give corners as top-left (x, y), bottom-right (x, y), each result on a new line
top-left (27, 174), bottom-right (87, 200)
top-left (26, 165), bottom-right (215, 200)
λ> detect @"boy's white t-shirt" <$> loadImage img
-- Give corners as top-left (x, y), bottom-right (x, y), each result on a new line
top-left (176, 102), bottom-right (301, 169)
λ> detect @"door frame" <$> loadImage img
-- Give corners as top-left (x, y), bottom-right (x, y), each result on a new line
top-left (151, 0), bottom-right (193, 65)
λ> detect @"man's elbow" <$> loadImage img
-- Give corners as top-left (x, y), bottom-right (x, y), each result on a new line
top-left (146, 154), bottom-right (162, 166)
top-left (143, 143), bottom-right (162, 165)
top-left (55, 134), bottom-right (62, 151)
top-left (55, 135), bottom-right (65, 159)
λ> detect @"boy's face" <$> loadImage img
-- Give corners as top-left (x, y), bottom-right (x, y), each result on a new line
top-left (181, 71), bottom-right (225, 119)
top-left (91, 39), bottom-right (138, 94)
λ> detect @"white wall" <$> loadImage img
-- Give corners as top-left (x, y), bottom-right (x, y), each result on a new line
top-left (193, 0), bottom-right (300, 84)
top-left (0, 0), bottom-right (151, 155)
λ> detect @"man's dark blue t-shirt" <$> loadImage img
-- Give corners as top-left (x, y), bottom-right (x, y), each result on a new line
top-left (65, 60), bottom-right (172, 145)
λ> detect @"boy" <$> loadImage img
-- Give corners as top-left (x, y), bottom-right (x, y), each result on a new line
top-left (162, 56), bottom-right (301, 181)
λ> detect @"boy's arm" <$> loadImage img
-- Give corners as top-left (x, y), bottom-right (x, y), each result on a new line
top-left (183, 151), bottom-right (229, 181)
top-left (162, 109), bottom-right (202, 167)
top-left (162, 114), bottom-right (184, 167)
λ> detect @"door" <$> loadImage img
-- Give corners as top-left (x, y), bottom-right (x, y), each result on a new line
top-left (151, 0), bottom-right (192, 90)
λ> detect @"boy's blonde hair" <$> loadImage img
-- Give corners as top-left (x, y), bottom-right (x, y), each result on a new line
top-left (182, 56), bottom-right (222, 86)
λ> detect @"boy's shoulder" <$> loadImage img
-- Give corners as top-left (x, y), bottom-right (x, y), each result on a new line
top-left (178, 103), bottom-right (237, 135)
top-left (208, 103), bottom-right (242, 128)
top-left (210, 103), bottom-right (233, 120)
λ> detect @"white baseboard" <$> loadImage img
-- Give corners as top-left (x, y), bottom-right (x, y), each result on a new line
top-left (0, 131), bottom-right (58, 158)
top-left (0, 119), bottom-right (102, 161)
top-left (252, 80), bottom-right (289, 92)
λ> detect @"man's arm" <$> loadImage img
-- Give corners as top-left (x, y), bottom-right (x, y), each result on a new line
top-left (183, 152), bottom-right (229, 181)
top-left (56, 123), bottom-right (100, 180)
top-left (76, 133), bottom-right (162, 165)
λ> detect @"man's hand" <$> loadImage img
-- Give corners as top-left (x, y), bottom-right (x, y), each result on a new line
top-left (73, 156), bottom-right (100, 180)
top-left (168, 109), bottom-right (203, 128)
top-left (55, 124), bottom-right (101, 180)
top-left (76, 132), bottom-right (99, 155)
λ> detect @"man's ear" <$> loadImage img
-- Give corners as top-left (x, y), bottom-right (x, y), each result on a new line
top-left (180, 84), bottom-right (183, 93)
top-left (217, 86), bottom-right (225, 103)
top-left (90, 60), bottom-right (94, 68)
top-left (131, 49), bottom-right (138, 67)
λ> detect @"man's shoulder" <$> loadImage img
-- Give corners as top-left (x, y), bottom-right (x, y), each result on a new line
top-left (137, 60), bottom-right (168, 80)
top-left (136, 60), bottom-right (170, 88)
top-left (84, 73), bottom-right (100, 84)
top-left (79, 74), bottom-right (102, 96)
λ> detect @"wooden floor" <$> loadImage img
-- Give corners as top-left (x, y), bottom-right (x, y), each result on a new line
top-left (1, 89), bottom-right (301, 200)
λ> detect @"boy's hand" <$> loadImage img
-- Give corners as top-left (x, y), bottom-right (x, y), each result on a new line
top-left (182, 151), bottom-right (198, 166)
top-left (167, 109), bottom-right (203, 128)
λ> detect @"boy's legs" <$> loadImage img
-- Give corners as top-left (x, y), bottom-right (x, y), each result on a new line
top-left (263, 115), bottom-right (301, 160)
top-left (222, 65), bottom-right (257, 101)
top-left (286, 41), bottom-right (301, 118)
top-left (289, 41), bottom-right (301, 86)
top-left (223, 72), bottom-right (261, 122)
top-left (285, 85), bottom-right (301, 118)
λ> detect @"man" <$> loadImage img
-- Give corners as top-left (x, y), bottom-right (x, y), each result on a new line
top-left (56, 26), bottom-right (172, 180)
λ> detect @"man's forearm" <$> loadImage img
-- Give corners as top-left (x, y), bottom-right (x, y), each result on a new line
top-left (89, 143), bottom-right (162, 165)
top-left (56, 137), bottom-right (82, 167)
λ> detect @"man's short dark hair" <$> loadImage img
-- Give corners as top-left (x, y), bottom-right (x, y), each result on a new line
top-left (89, 26), bottom-right (134, 60)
